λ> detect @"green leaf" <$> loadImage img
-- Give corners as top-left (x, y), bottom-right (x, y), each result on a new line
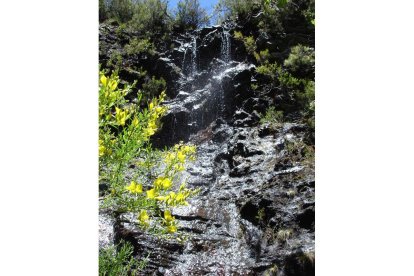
top-left (278, 0), bottom-right (288, 8)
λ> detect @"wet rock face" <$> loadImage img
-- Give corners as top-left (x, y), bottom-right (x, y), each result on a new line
top-left (142, 121), bottom-right (314, 275)
top-left (99, 22), bottom-right (314, 275)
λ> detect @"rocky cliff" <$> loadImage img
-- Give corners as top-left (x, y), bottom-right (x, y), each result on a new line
top-left (99, 16), bottom-right (314, 275)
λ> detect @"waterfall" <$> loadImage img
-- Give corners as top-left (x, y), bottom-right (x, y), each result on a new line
top-left (176, 27), bottom-right (238, 131)
top-left (182, 47), bottom-right (188, 76)
top-left (221, 30), bottom-right (231, 64)
top-left (191, 36), bottom-right (197, 77)
top-left (180, 36), bottom-right (197, 78)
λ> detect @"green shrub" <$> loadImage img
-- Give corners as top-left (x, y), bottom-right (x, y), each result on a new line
top-left (292, 80), bottom-right (314, 112)
top-left (258, 1), bottom-right (283, 35)
top-left (99, 70), bottom-right (199, 236)
top-left (108, 0), bottom-right (135, 23)
top-left (174, 0), bottom-right (210, 31)
top-left (284, 45), bottom-right (315, 78)
top-left (254, 49), bottom-right (270, 64)
top-left (302, 0), bottom-right (315, 26)
top-left (256, 61), bottom-right (314, 129)
top-left (277, 66), bottom-right (303, 89)
top-left (243, 36), bottom-right (256, 55)
top-left (99, 0), bottom-right (109, 22)
top-left (124, 38), bottom-right (156, 56)
top-left (285, 139), bottom-right (314, 166)
top-left (233, 30), bottom-right (243, 40)
top-left (215, 0), bottom-right (261, 20)
top-left (260, 106), bottom-right (283, 127)
top-left (115, 23), bottom-right (127, 36)
top-left (108, 50), bottom-right (123, 70)
top-left (129, 0), bottom-right (171, 37)
top-left (256, 62), bottom-right (278, 78)
top-left (233, 31), bottom-right (256, 55)
top-left (216, 0), bottom-right (284, 34)
top-left (142, 76), bottom-right (166, 100)
top-left (303, 143), bottom-right (315, 167)
top-left (303, 80), bottom-right (315, 109)
top-left (99, 241), bottom-right (147, 276)
top-left (296, 80), bottom-right (314, 131)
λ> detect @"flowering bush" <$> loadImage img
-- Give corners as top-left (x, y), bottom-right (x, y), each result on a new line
top-left (99, 70), bottom-right (198, 235)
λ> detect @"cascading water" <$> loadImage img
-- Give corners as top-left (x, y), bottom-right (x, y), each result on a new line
top-left (149, 28), bottom-right (264, 273)
top-left (217, 29), bottom-right (232, 119)
top-left (181, 36), bottom-right (198, 78)
top-left (191, 36), bottom-right (197, 77)
top-left (182, 47), bottom-right (188, 75)
top-left (221, 29), bottom-right (231, 64)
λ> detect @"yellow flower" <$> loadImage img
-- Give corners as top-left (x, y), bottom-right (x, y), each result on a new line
top-left (175, 192), bottom-right (189, 206)
top-left (154, 176), bottom-right (172, 190)
top-left (99, 145), bottom-right (106, 157)
top-left (177, 151), bottom-right (186, 163)
top-left (146, 188), bottom-right (157, 199)
top-left (149, 102), bottom-right (154, 110)
top-left (125, 181), bottom-right (143, 194)
top-left (132, 117), bottom-right (139, 127)
top-left (166, 191), bottom-right (176, 205)
top-left (148, 120), bottom-right (157, 131)
top-left (109, 80), bottom-right (117, 91)
top-left (165, 152), bottom-right (175, 164)
top-left (100, 75), bottom-right (107, 86)
top-left (155, 106), bottom-right (164, 114)
top-left (99, 140), bottom-right (105, 157)
top-left (143, 119), bottom-right (157, 137)
top-left (115, 107), bottom-right (127, 126)
top-left (164, 210), bottom-right (175, 223)
top-left (183, 145), bottom-right (196, 154)
top-left (162, 178), bottom-right (172, 189)
top-left (138, 210), bottom-right (149, 227)
top-left (176, 193), bottom-right (185, 202)
top-left (167, 225), bottom-right (177, 233)
top-left (154, 176), bottom-right (173, 190)
top-left (155, 195), bottom-right (168, 201)
top-left (144, 127), bottom-right (155, 137)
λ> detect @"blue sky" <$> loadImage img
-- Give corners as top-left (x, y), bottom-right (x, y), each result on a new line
top-left (167, 0), bottom-right (218, 15)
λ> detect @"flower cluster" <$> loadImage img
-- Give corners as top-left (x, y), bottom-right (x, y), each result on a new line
top-left (115, 107), bottom-right (128, 126)
top-left (165, 143), bottom-right (196, 172)
top-left (99, 73), bottom-right (128, 123)
top-left (143, 96), bottom-right (167, 139)
top-left (163, 210), bottom-right (177, 233)
top-left (138, 210), bottom-right (150, 228)
top-left (99, 70), bottom-right (198, 236)
top-left (125, 181), bottom-right (143, 194)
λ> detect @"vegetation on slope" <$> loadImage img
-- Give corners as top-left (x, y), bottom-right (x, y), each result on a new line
top-left (99, 70), bottom-right (199, 274)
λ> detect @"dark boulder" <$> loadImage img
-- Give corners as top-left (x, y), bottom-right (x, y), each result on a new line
top-left (153, 57), bottom-right (182, 97)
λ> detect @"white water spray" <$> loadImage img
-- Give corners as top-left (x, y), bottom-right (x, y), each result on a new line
top-left (191, 37), bottom-right (197, 77)
top-left (221, 30), bottom-right (231, 64)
